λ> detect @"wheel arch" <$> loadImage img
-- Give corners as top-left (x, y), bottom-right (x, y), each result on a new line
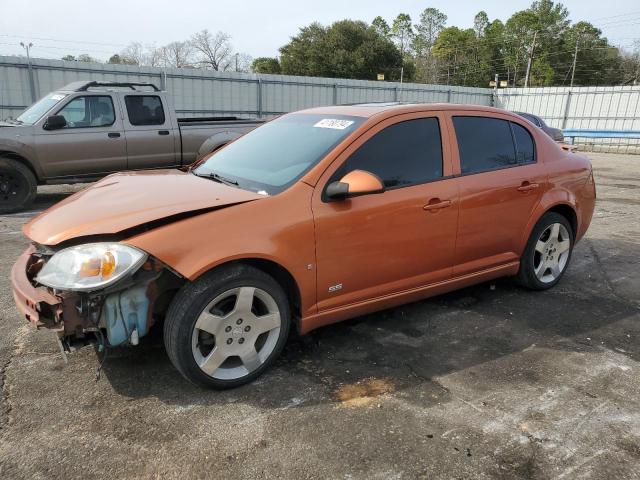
top-left (197, 131), bottom-right (242, 157)
top-left (520, 190), bottom-right (579, 255)
top-left (547, 204), bottom-right (577, 237)
top-left (192, 257), bottom-right (303, 332)
top-left (0, 151), bottom-right (41, 183)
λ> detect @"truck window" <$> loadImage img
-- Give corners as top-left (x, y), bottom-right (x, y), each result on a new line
top-left (125, 95), bottom-right (166, 126)
top-left (17, 93), bottom-right (68, 125)
top-left (56, 96), bottom-right (115, 128)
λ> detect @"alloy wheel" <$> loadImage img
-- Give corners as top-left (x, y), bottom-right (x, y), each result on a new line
top-left (191, 286), bottom-right (281, 380)
top-left (533, 223), bottom-right (571, 283)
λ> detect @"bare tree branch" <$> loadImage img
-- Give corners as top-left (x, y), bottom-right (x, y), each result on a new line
top-left (158, 41), bottom-right (194, 68)
top-left (190, 29), bottom-right (233, 71)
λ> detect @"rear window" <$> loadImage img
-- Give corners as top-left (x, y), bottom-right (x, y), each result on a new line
top-left (125, 95), bottom-right (165, 126)
top-left (453, 116), bottom-right (516, 174)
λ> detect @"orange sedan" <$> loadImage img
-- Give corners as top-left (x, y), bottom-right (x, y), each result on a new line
top-left (11, 103), bottom-right (596, 388)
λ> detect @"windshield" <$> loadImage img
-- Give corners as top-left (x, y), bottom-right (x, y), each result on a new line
top-left (16, 93), bottom-right (68, 125)
top-left (193, 113), bottom-right (364, 195)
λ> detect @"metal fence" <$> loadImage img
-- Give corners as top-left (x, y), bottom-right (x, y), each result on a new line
top-left (0, 55), bottom-right (492, 121)
top-left (2, 55), bottom-right (639, 153)
top-left (495, 86), bottom-right (640, 153)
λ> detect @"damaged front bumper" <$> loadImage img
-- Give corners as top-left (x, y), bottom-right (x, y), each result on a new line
top-left (11, 247), bottom-right (63, 330)
top-left (10, 246), bottom-right (182, 352)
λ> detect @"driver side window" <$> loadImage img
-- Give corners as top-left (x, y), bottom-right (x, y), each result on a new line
top-left (330, 117), bottom-right (443, 189)
top-left (57, 96), bottom-right (115, 128)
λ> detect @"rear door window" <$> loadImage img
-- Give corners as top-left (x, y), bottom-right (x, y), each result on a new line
top-left (453, 116), bottom-right (516, 174)
top-left (332, 117), bottom-right (443, 189)
top-left (511, 122), bottom-right (536, 164)
top-left (124, 95), bottom-right (165, 126)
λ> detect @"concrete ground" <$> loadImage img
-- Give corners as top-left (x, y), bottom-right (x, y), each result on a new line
top-left (0, 153), bottom-right (639, 479)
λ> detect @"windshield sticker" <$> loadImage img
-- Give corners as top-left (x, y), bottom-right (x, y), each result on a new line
top-left (50, 94), bottom-right (66, 101)
top-left (314, 119), bottom-right (354, 130)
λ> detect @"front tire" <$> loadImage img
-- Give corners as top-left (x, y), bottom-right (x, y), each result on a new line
top-left (164, 264), bottom-right (291, 389)
top-left (517, 212), bottom-right (574, 290)
top-left (0, 157), bottom-right (37, 214)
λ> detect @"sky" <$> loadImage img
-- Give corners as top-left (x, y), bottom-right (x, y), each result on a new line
top-left (0, 0), bottom-right (638, 61)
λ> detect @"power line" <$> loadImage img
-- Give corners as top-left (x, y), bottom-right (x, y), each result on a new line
top-left (0, 34), bottom-right (127, 48)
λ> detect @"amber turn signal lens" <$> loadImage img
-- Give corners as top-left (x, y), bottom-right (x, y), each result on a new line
top-left (79, 251), bottom-right (117, 279)
top-left (101, 251), bottom-right (116, 278)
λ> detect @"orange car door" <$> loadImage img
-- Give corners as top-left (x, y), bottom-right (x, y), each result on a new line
top-left (311, 113), bottom-right (459, 312)
top-left (447, 113), bottom-right (547, 277)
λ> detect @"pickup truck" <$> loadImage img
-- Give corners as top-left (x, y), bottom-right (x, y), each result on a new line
top-left (0, 81), bottom-right (263, 213)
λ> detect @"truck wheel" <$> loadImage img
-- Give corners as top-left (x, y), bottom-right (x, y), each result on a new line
top-left (0, 157), bottom-right (37, 214)
top-left (517, 212), bottom-right (574, 290)
top-left (164, 264), bottom-right (291, 389)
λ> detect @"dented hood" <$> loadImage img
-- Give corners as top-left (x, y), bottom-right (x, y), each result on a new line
top-left (24, 170), bottom-right (264, 246)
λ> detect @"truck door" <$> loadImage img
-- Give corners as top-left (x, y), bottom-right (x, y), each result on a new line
top-left (34, 94), bottom-right (127, 178)
top-left (120, 93), bottom-right (178, 170)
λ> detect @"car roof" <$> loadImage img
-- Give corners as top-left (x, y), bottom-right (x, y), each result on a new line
top-left (514, 111), bottom-right (538, 118)
top-left (298, 102), bottom-right (512, 119)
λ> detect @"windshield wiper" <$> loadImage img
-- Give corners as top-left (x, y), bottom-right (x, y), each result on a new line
top-left (194, 171), bottom-right (239, 186)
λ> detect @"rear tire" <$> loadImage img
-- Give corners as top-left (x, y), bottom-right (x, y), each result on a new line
top-left (0, 157), bottom-right (37, 214)
top-left (517, 212), bottom-right (574, 290)
top-left (164, 264), bottom-right (291, 389)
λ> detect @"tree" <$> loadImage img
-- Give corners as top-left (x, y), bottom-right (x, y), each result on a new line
top-left (77, 54), bottom-right (99, 63)
top-left (190, 29), bottom-right (233, 71)
top-left (503, 10), bottom-right (538, 86)
top-left (372, 16), bottom-right (390, 37)
top-left (107, 53), bottom-right (137, 65)
top-left (557, 22), bottom-right (622, 86)
top-left (391, 13), bottom-right (413, 57)
top-left (473, 11), bottom-right (489, 38)
top-left (232, 53), bottom-right (253, 73)
top-left (158, 41), bottom-right (194, 68)
top-left (391, 14), bottom-right (413, 82)
top-left (252, 57), bottom-right (281, 74)
top-left (621, 41), bottom-right (640, 85)
top-left (61, 55), bottom-right (76, 62)
top-left (433, 27), bottom-right (476, 85)
top-left (412, 8), bottom-right (447, 83)
top-left (279, 20), bottom-right (403, 81)
top-left (118, 42), bottom-right (158, 66)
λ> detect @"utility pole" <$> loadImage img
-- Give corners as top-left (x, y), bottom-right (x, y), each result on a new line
top-left (235, 53), bottom-right (239, 72)
top-left (570, 29), bottom-right (583, 87)
top-left (399, 36), bottom-right (405, 85)
top-left (397, 27), bottom-right (407, 85)
top-left (20, 41), bottom-right (36, 102)
top-left (524, 30), bottom-right (538, 88)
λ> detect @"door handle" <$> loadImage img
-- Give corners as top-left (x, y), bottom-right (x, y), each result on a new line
top-left (108, 132), bottom-right (121, 138)
top-left (158, 130), bottom-right (170, 136)
top-left (517, 182), bottom-right (539, 192)
top-left (423, 199), bottom-right (452, 211)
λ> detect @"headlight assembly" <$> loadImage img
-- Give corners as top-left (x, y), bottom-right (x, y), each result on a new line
top-left (35, 243), bottom-right (147, 292)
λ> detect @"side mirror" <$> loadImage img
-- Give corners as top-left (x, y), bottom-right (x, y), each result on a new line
top-left (43, 115), bottom-right (67, 130)
top-left (326, 169), bottom-right (385, 200)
